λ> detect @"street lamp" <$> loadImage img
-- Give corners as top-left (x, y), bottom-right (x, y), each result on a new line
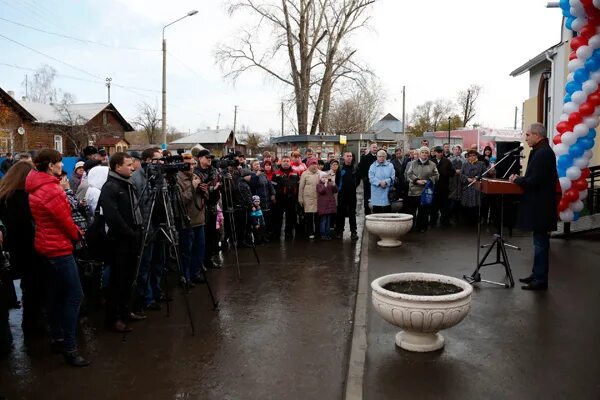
top-left (447, 116), bottom-right (452, 148)
top-left (162, 10), bottom-right (198, 149)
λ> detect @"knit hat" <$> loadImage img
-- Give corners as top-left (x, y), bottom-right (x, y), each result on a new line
top-left (419, 146), bottom-right (430, 153)
top-left (306, 157), bottom-right (318, 167)
top-left (252, 195), bottom-right (261, 204)
top-left (74, 161), bottom-right (85, 170)
top-left (240, 169), bottom-right (253, 177)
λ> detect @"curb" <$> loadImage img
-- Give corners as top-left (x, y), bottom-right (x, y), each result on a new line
top-left (344, 227), bottom-right (369, 400)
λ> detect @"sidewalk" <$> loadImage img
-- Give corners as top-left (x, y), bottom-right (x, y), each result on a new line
top-left (363, 225), bottom-right (600, 399)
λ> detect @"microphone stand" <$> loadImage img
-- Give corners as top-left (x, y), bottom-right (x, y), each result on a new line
top-left (463, 149), bottom-right (521, 288)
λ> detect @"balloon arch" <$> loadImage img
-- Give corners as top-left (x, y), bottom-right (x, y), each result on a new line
top-left (555, 0), bottom-right (600, 222)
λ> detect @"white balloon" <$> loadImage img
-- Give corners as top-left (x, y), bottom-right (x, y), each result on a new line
top-left (584, 116), bottom-right (599, 128)
top-left (567, 166), bottom-right (582, 180)
top-left (572, 200), bottom-right (585, 212)
top-left (567, 72), bottom-right (575, 82)
top-left (572, 90), bottom-right (587, 105)
top-left (568, 59), bottom-right (584, 72)
top-left (574, 156), bottom-right (590, 168)
top-left (572, 17), bottom-right (587, 32)
top-left (577, 45), bottom-right (593, 60)
top-left (584, 149), bottom-right (594, 159)
top-left (571, 6), bottom-right (585, 18)
top-left (559, 177), bottom-right (573, 191)
top-left (561, 131), bottom-right (578, 145)
top-left (554, 143), bottom-right (570, 156)
top-left (583, 80), bottom-right (598, 95)
top-left (574, 123), bottom-right (589, 137)
top-left (591, 71), bottom-right (600, 83)
top-left (563, 102), bottom-right (579, 114)
top-left (570, 0), bottom-right (583, 8)
top-left (594, 0), bottom-right (600, 8)
top-left (560, 209), bottom-right (575, 222)
top-left (560, 113), bottom-right (570, 122)
top-left (589, 34), bottom-right (600, 50)
top-left (579, 189), bottom-right (588, 200)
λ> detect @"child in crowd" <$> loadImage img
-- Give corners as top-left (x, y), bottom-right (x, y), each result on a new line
top-left (250, 195), bottom-right (266, 244)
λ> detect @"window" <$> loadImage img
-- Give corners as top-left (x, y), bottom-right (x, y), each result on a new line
top-left (54, 135), bottom-right (63, 153)
top-left (102, 112), bottom-right (108, 126)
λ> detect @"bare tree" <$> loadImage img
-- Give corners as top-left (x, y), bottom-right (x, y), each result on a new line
top-left (328, 76), bottom-right (384, 134)
top-left (457, 84), bottom-right (482, 127)
top-left (431, 99), bottom-right (455, 132)
top-left (216, 0), bottom-right (376, 135)
top-left (133, 102), bottom-right (161, 144)
top-left (54, 94), bottom-right (96, 154)
top-left (22, 64), bottom-right (59, 104)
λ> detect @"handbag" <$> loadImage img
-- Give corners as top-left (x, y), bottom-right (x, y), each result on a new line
top-left (420, 180), bottom-right (435, 206)
top-left (84, 203), bottom-right (112, 262)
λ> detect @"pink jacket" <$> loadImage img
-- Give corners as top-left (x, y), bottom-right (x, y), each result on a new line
top-left (317, 180), bottom-right (338, 215)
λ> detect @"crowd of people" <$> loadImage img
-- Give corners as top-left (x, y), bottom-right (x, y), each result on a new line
top-left (0, 123), bottom-right (555, 369)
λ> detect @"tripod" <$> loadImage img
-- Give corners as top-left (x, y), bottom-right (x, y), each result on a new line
top-left (463, 151), bottom-right (521, 288)
top-left (130, 172), bottom-right (218, 337)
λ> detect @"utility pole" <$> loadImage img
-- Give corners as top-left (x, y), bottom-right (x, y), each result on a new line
top-left (281, 102), bottom-right (284, 136)
top-left (514, 106), bottom-right (518, 130)
top-left (25, 74), bottom-right (28, 99)
top-left (232, 105), bottom-right (238, 152)
top-left (216, 113), bottom-right (221, 130)
top-left (105, 77), bottom-right (112, 103)
top-left (401, 85), bottom-right (406, 135)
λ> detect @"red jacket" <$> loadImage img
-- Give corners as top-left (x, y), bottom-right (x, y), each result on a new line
top-left (25, 170), bottom-right (81, 258)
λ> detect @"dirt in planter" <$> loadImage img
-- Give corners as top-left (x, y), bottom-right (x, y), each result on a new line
top-left (383, 281), bottom-right (463, 296)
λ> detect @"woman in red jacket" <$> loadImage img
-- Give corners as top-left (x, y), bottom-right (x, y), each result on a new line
top-left (25, 149), bottom-right (89, 367)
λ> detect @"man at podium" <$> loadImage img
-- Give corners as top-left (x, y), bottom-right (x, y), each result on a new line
top-left (509, 123), bottom-right (558, 291)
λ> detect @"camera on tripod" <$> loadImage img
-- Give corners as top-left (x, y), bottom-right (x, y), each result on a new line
top-left (212, 154), bottom-right (239, 170)
top-left (146, 155), bottom-right (192, 186)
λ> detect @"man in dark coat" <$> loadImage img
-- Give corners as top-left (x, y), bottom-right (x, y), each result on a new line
top-left (98, 152), bottom-right (142, 332)
top-left (430, 146), bottom-right (455, 226)
top-left (509, 123), bottom-right (558, 291)
top-left (335, 152), bottom-right (360, 241)
top-left (358, 143), bottom-right (378, 215)
top-left (272, 156), bottom-right (300, 239)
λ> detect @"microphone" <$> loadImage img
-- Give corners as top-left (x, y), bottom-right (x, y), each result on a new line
top-left (501, 146), bottom-right (523, 157)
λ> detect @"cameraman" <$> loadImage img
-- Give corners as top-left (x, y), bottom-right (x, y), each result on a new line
top-left (176, 154), bottom-right (208, 287)
top-left (193, 149), bottom-right (222, 269)
top-left (131, 147), bottom-right (167, 311)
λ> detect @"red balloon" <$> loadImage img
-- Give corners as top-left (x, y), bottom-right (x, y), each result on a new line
top-left (588, 92), bottom-right (600, 107)
top-left (569, 51), bottom-right (578, 61)
top-left (558, 198), bottom-right (570, 212)
top-left (574, 177), bottom-right (589, 191)
top-left (571, 36), bottom-right (586, 51)
top-left (579, 24), bottom-right (596, 40)
top-left (580, 101), bottom-right (595, 116)
top-left (568, 111), bottom-right (583, 125)
top-left (581, 0), bottom-right (593, 7)
top-left (556, 121), bottom-right (573, 134)
top-left (564, 188), bottom-right (579, 203)
top-left (553, 134), bottom-right (562, 145)
top-left (581, 168), bottom-right (591, 179)
top-left (589, 13), bottom-right (600, 25)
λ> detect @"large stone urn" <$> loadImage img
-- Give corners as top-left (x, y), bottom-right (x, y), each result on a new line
top-left (371, 272), bottom-right (473, 352)
top-left (365, 213), bottom-right (413, 247)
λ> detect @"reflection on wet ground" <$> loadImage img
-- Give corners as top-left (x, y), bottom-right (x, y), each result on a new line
top-left (1, 228), bottom-right (362, 400)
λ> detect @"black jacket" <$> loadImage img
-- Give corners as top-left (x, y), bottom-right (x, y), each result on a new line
top-left (432, 156), bottom-right (455, 193)
top-left (338, 163), bottom-right (359, 199)
top-left (514, 139), bottom-right (558, 232)
top-left (195, 165), bottom-right (220, 212)
top-left (273, 167), bottom-right (300, 202)
top-left (358, 152), bottom-right (377, 180)
top-left (98, 171), bottom-right (142, 241)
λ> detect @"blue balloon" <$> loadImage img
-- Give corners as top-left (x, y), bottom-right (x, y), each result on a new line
top-left (558, 167), bottom-right (567, 177)
top-left (586, 57), bottom-right (600, 73)
top-left (558, 154), bottom-right (573, 169)
top-left (560, 0), bottom-right (570, 10)
top-left (566, 17), bottom-right (575, 30)
top-left (573, 211), bottom-right (581, 221)
top-left (564, 94), bottom-right (572, 103)
top-left (594, 48), bottom-right (600, 58)
top-left (586, 129), bottom-right (597, 140)
top-left (566, 81), bottom-right (582, 94)
top-left (569, 143), bottom-right (585, 158)
top-left (574, 69), bottom-right (590, 84)
top-left (580, 138), bottom-right (595, 150)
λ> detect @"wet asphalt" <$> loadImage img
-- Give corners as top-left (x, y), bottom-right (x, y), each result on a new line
top-left (1, 227), bottom-right (362, 399)
top-left (365, 225), bottom-right (600, 399)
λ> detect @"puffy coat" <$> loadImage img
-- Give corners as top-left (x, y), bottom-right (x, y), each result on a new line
top-left (406, 159), bottom-right (439, 197)
top-left (25, 170), bottom-right (81, 258)
top-left (85, 166), bottom-right (109, 214)
top-left (298, 169), bottom-right (320, 213)
top-left (317, 179), bottom-right (338, 215)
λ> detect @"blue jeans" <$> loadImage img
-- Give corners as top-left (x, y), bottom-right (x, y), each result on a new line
top-left (46, 254), bottom-right (84, 352)
top-left (137, 239), bottom-right (165, 306)
top-left (320, 214), bottom-right (332, 238)
top-left (179, 226), bottom-right (205, 281)
top-left (532, 232), bottom-right (550, 283)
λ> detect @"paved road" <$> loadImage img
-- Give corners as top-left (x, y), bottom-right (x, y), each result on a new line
top-left (364, 226), bottom-right (600, 399)
top-left (1, 230), bottom-right (361, 399)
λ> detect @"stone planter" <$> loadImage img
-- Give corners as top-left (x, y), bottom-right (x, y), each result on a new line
top-left (365, 213), bottom-right (413, 247)
top-left (371, 272), bottom-right (473, 352)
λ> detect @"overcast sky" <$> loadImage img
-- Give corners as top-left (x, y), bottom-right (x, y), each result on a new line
top-left (0, 0), bottom-right (562, 136)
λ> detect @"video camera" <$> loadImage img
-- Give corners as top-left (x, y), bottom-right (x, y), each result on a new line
top-left (212, 154), bottom-right (240, 170)
top-left (147, 155), bottom-right (192, 176)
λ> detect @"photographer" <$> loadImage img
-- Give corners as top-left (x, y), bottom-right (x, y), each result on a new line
top-left (98, 152), bottom-right (142, 333)
top-left (176, 154), bottom-right (208, 288)
top-left (193, 149), bottom-right (222, 270)
top-left (236, 169), bottom-right (254, 246)
top-left (131, 147), bottom-right (167, 312)
top-left (25, 149), bottom-right (88, 367)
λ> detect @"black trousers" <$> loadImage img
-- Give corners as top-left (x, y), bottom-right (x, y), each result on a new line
top-left (304, 212), bottom-right (318, 238)
top-left (404, 196), bottom-right (431, 231)
top-left (335, 195), bottom-right (357, 234)
top-left (107, 249), bottom-right (137, 324)
top-left (431, 188), bottom-right (450, 225)
top-left (362, 179), bottom-right (371, 215)
top-left (372, 205), bottom-right (392, 214)
top-left (204, 209), bottom-right (218, 260)
top-left (272, 201), bottom-right (297, 238)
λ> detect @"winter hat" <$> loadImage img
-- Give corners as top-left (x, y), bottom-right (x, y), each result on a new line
top-left (252, 195), bottom-right (261, 204)
top-left (419, 146), bottom-right (430, 153)
top-left (329, 159), bottom-right (339, 166)
top-left (306, 157), bottom-right (318, 167)
top-left (74, 161), bottom-right (85, 171)
top-left (240, 169), bottom-right (253, 177)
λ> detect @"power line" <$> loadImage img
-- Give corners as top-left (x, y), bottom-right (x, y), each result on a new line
top-left (0, 16), bottom-right (158, 52)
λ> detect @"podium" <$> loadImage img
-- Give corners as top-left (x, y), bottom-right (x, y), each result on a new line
top-left (464, 178), bottom-right (522, 288)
